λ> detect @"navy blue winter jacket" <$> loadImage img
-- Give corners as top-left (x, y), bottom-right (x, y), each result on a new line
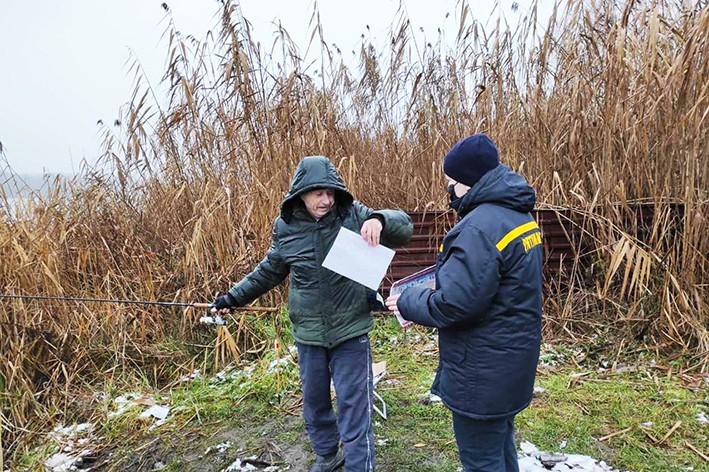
top-left (397, 164), bottom-right (543, 419)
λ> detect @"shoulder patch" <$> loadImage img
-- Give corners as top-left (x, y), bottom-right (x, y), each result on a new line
top-left (496, 221), bottom-right (540, 252)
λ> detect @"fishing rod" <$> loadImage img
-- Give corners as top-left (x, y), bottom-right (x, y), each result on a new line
top-left (0, 294), bottom-right (277, 312)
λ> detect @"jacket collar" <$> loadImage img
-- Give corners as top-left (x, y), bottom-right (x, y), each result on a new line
top-left (292, 206), bottom-right (338, 225)
top-left (450, 164), bottom-right (536, 218)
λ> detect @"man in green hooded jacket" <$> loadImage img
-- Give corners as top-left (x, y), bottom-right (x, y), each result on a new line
top-left (211, 156), bottom-right (413, 471)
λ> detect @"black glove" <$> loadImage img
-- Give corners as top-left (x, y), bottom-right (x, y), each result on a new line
top-left (211, 293), bottom-right (238, 311)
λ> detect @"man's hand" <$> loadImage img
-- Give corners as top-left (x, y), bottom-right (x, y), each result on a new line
top-left (385, 293), bottom-right (401, 315)
top-left (210, 293), bottom-right (237, 314)
top-left (361, 218), bottom-right (383, 247)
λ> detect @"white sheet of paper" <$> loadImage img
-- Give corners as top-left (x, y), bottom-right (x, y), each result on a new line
top-left (322, 227), bottom-right (395, 291)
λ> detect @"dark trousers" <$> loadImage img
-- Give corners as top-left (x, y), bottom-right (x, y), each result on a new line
top-left (297, 335), bottom-right (375, 471)
top-left (451, 413), bottom-right (519, 472)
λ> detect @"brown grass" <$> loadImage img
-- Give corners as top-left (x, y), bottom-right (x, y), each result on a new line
top-left (1, 0), bottom-right (707, 462)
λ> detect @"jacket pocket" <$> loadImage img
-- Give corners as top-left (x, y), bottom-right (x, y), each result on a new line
top-left (290, 261), bottom-right (318, 289)
top-left (438, 333), bottom-right (469, 407)
top-left (438, 332), bottom-right (467, 365)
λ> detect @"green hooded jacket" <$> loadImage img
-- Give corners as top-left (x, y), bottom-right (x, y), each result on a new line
top-left (228, 156), bottom-right (414, 347)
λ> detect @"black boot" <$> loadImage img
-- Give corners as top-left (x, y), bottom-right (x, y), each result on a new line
top-left (308, 447), bottom-right (345, 472)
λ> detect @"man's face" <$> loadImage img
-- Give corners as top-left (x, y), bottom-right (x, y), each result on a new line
top-left (301, 188), bottom-right (335, 219)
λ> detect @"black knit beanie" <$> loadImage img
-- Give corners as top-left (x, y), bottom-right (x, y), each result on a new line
top-left (443, 133), bottom-right (500, 187)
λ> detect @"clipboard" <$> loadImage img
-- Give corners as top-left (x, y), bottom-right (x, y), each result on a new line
top-left (389, 265), bottom-right (436, 327)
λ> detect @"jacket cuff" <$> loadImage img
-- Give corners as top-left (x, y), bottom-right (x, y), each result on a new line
top-left (226, 289), bottom-right (242, 307)
top-left (365, 213), bottom-right (386, 229)
top-left (399, 286), bottom-right (435, 327)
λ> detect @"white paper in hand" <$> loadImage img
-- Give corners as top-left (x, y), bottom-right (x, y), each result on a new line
top-left (322, 227), bottom-right (395, 291)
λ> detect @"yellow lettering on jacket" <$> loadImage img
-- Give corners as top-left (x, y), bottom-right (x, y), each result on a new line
top-left (522, 231), bottom-right (542, 252)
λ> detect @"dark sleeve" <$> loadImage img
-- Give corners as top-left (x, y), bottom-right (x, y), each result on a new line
top-left (397, 225), bottom-right (501, 329)
top-left (227, 220), bottom-right (290, 305)
top-left (352, 201), bottom-right (413, 247)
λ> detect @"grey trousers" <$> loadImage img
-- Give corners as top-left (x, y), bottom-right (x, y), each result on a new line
top-left (297, 335), bottom-right (376, 471)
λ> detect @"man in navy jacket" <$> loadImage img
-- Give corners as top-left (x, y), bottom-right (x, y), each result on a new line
top-left (386, 133), bottom-right (543, 471)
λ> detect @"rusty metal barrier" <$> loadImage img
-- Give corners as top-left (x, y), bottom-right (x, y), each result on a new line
top-left (382, 203), bottom-right (687, 295)
top-left (383, 209), bottom-right (582, 295)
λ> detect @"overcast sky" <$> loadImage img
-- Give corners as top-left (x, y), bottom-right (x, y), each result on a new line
top-left (0, 0), bottom-right (549, 175)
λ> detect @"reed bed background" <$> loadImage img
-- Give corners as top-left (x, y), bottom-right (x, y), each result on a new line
top-left (1, 0), bottom-right (707, 462)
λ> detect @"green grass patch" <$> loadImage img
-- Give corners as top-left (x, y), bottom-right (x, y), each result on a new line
top-left (519, 367), bottom-right (708, 472)
top-left (12, 316), bottom-right (708, 471)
